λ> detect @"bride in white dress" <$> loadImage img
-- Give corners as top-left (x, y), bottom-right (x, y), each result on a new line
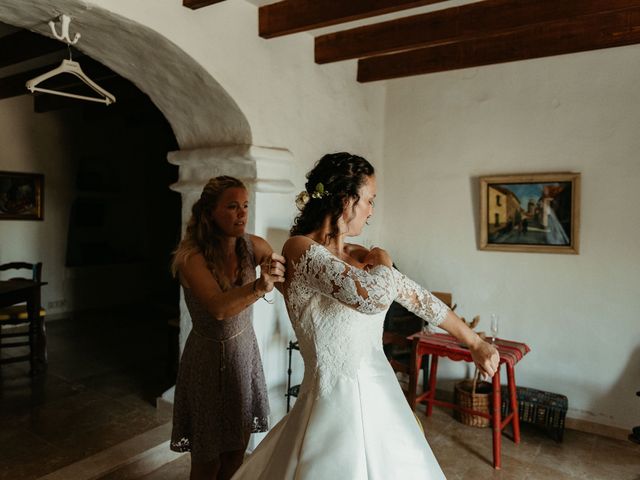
top-left (233, 153), bottom-right (499, 480)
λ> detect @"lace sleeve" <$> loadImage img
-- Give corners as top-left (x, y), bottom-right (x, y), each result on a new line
top-left (293, 244), bottom-right (396, 314)
top-left (390, 269), bottom-right (450, 332)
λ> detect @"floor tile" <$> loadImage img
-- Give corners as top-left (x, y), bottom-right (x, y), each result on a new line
top-left (0, 307), bottom-right (174, 480)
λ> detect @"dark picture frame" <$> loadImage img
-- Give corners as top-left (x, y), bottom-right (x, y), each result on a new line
top-left (0, 171), bottom-right (44, 221)
top-left (479, 173), bottom-right (580, 254)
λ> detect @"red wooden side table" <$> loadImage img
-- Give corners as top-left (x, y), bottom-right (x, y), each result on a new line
top-left (407, 332), bottom-right (530, 469)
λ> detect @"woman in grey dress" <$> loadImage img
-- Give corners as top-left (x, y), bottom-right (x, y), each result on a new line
top-left (170, 176), bottom-right (285, 480)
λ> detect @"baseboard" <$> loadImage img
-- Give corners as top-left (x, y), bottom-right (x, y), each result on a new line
top-left (564, 417), bottom-right (629, 441)
top-left (430, 387), bottom-right (628, 442)
top-left (45, 311), bottom-right (72, 321)
top-left (156, 395), bottom-right (174, 423)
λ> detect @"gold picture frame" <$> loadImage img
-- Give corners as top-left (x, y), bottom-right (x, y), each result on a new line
top-left (479, 172), bottom-right (580, 254)
top-left (0, 171), bottom-right (44, 221)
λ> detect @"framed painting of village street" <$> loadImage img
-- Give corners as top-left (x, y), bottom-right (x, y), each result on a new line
top-left (479, 173), bottom-right (580, 254)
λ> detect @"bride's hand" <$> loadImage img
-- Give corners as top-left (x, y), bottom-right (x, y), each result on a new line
top-left (469, 338), bottom-right (500, 378)
top-left (363, 247), bottom-right (393, 269)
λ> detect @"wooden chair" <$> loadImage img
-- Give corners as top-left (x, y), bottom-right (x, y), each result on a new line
top-left (0, 262), bottom-right (46, 370)
top-left (383, 291), bottom-right (455, 398)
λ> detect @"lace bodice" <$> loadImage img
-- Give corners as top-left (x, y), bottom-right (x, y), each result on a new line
top-left (285, 243), bottom-right (449, 397)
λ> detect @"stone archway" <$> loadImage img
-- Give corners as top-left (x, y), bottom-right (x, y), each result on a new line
top-left (0, 0), bottom-right (251, 149)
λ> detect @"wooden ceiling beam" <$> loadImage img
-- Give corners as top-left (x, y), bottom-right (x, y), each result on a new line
top-left (0, 57), bottom-right (115, 100)
top-left (317, 0), bottom-right (640, 64)
top-left (183, 0), bottom-right (227, 10)
top-left (259, 0), bottom-right (449, 39)
top-left (0, 30), bottom-right (65, 69)
top-left (357, 7), bottom-right (640, 82)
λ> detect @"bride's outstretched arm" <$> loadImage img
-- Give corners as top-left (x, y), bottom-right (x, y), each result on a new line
top-left (390, 269), bottom-right (499, 377)
top-left (390, 269), bottom-right (450, 331)
top-left (439, 312), bottom-right (500, 377)
top-left (284, 237), bottom-right (396, 314)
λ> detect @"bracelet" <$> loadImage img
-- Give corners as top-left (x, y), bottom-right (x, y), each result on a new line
top-left (252, 279), bottom-right (274, 304)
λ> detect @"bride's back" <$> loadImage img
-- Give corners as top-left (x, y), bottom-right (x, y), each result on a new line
top-left (282, 238), bottom-right (392, 398)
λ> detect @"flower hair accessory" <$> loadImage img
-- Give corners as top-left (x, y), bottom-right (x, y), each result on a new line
top-left (295, 191), bottom-right (310, 211)
top-left (311, 182), bottom-right (330, 199)
top-left (295, 182), bottom-right (331, 211)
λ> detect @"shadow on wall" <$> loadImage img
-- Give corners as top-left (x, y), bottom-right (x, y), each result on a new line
top-left (589, 343), bottom-right (640, 429)
top-left (266, 227), bottom-right (290, 258)
top-left (265, 225), bottom-right (295, 338)
top-left (469, 176), bottom-right (482, 248)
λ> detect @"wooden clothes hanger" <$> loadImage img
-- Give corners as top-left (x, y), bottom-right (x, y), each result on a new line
top-left (25, 15), bottom-right (116, 106)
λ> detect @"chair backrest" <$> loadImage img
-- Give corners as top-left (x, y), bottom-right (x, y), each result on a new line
top-left (0, 262), bottom-right (42, 282)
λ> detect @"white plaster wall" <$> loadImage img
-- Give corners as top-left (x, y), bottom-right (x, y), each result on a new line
top-left (382, 46), bottom-right (640, 430)
top-left (0, 95), bottom-right (78, 315)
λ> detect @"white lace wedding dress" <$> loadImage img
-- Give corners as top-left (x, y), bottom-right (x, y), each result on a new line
top-left (232, 243), bottom-right (449, 479)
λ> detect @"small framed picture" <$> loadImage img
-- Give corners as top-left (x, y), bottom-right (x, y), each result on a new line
top-left (479, 173), bottom-right (580, 254)
top-left (0, 171), bottom-right (44, 221)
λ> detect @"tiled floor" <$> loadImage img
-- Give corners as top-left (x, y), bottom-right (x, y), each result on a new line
top-left (142, 407), bottom-right (640, 480)
top-left (2, 310), bottom-right (639, 480)
top-left (0, 307), bottom-right (175, 480)
top-left (421, 405), bottom-right (640, 480)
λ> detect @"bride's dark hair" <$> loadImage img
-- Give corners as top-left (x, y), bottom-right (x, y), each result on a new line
top-left (290, 152), bottom-right (375, 237)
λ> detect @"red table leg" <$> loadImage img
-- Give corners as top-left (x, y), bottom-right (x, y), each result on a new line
top-left (408, 337), bottom-right (422, 411)
top-left (426, 355), bottom-right (439, 417)
top-left (492, 368), bottom-right (502, 469)
top-left (507, 364), bottom-right (520, 443)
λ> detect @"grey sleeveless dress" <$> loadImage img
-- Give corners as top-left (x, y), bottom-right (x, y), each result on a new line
top-left (170, 237), bottom-right (270, 462)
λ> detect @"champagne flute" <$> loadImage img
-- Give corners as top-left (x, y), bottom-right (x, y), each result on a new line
top-left (490, 314), bottom-right (499, 344)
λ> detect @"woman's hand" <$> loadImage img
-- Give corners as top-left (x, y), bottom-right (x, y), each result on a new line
top-left (468, 337), bottom-right (500, 378)
top-left (362, 247), bottom-right (393, 269)
top-left (255, 252), bottom-right (286, 295)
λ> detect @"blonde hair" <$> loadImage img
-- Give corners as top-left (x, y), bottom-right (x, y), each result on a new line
top-left (172, 176), bottom-right (251, 291)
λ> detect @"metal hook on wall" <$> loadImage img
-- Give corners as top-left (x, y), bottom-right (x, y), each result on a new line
top-left (49, 14), bottom-right (81, 45)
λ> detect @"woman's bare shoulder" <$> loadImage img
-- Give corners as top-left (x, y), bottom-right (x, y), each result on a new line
top-left (247, 233), bottom-right (267, 247)
top-left (282, 235), bottom-right (316, 260)
top-left (247, 234), bottom-right (272, 262)
top-left (179, 250), bottom-right (206, 270)
top-left (177, 251), bottom-right (208, 289)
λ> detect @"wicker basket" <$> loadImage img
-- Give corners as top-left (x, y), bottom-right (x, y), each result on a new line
top-left (454, 373), bottom-right (492, 428)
